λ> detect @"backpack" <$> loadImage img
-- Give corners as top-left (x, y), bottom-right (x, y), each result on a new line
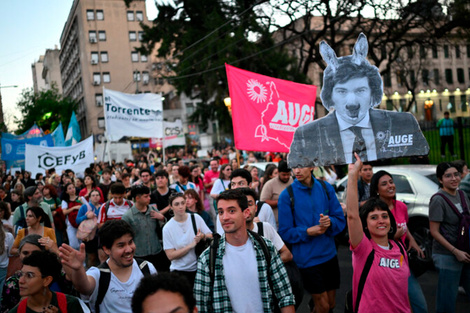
top-left (431, 190), bottom-right (470, 253)
top-left (255, 201), bottom-right (265, 217)
top-left (344, 240), bottom-right (406, 313)
top-left (18, 292), bottom-right (67, 313)
top-left (286, 179), bottom-right (330, 227)
top-left (95, 258), bottom-right (150, 313)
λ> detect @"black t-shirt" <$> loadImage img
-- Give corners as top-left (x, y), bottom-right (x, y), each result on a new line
top-left (98, 182), bottom-right (113, 202)
top-left (150, 187), bottom-right (177, 220)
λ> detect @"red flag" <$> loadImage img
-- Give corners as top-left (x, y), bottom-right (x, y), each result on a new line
top-left (226, 64), bottom-right (317, 152)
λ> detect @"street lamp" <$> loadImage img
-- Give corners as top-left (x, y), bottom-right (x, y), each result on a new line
top-left (0, 84), bottom-right (18, 132)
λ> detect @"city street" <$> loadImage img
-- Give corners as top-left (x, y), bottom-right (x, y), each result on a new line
top-left (296, 244), bottom-right (470, 313)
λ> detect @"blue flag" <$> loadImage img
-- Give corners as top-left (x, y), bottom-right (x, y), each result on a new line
top-left (51, 122), bottom-right (66, 147)
top-left (65, 112), bottom-right (81, 146)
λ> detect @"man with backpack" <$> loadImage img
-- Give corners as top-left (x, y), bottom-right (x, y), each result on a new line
top-left (194, 189), bottom-right (295, 312)
top-left (97, 183), bottom-right (133, 226)
top-left (59, 219), bottom-right (157, 313)
top-left (278, 166), bottom-right (346, 313)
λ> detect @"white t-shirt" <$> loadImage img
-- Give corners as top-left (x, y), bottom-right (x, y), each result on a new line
top-left (163, 214), bottom-right (212, 271)
top-left (223, 240), bottom-right (264, 313)
top-left (210, 179), bottom-right (230, 197)
top-left (83, 259), bottom-right (157, 313)
top-left (217, 202), bottom-right (278, 235)
top-left (0, 232), bottom-right (14, 267)
top-left (252, 222), bottom-right (284, 251)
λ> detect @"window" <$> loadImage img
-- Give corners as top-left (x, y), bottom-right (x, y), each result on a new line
top-left (457, 68), bottom-right (465, 83)
top-left (95, 94), bottom-right (103, 106)
top-left (133, 71), bottom-right (141, 81)
top-left (407, 46), bottom-right (413, 59)
top-left (383, 72), bottom-right (391, 87)
top-left (422, 69), bottom-right (429, 86)
top-left (432, 46), bottom-right (438, 58)
top-left (142, 71), bottom-right (149, 84)
top-left (386, 100), bottom-right (393, 110)
top-left (93, 73), bottom-right (101, 85)
top-left (392, 175), bottom-right (413, 194)
top-left (399, 99), bottom-right (407, 112)
top-left (155, 77), bottom-right (164, 85)
top-left (433, 69), bottom-right (440, 85)
top-left (86, 10), bottom-right (94, 20)
top-left (103, 72), bottom-right (111, 83)
top-left (136, 11), bottom-right (143, 21)
top-left (461, 95), bottom-right (467, 112)
top-left (98, 117), bottom-right (105, 129)
top-left (127, 11), bottom-right (134, 21)
top-left (96, 10), bottom-right (104, 20)
top-left (445, 69), bottom-right (453, 84)
top-left (129, 31), bottom-right (137, 41)
top-left (89, 31), bottom-right (97, 42)
top-left (319, 72), bottom-right (323, 87)
top-left (91, 52), bottom-right (99, 64)
top-left (141, 54), bottom-right (148, 62)
top-left (100, 51), bottom-right (108, 63)
top-left (420, 46), bottom-right (426, 59)
top-left (467, 44), bottom-right (470, 58)
top-left (138, 31), bottom-right (144, 41)
top-left (456, 45), bottom-right (461, 58)
top-left (449, 96), bottom-right (456, 113)
top-left (444, 45), bottom-right (449, 58)
top-left (410, 70), bottom-right (416, 84)
top-left (381, 46), bottom-right (387, 59)
top-left (98, 31), bottom-right (106, 41)
top-left (131, 52), bottom-right (139, 62)
top-left (396, 70), bottom-right (404, 86)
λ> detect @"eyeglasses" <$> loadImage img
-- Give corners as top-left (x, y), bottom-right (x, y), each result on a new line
top-left (18, 271), bottom-right (44, 280)
top-left (443, 172), bottom-right (461, 179)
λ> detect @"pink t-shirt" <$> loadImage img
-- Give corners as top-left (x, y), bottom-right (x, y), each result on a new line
top-left (351, 234), bottom-right (410, 313)
top-left (203, 170), bottom-right (219, 193)
top-left (392, 200), bottom-right (409, 243)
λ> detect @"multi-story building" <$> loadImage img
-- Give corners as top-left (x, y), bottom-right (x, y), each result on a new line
top-left (59, 0), bottom-right (175, 140)
top-left (32, 48), bottom-right (63, 94)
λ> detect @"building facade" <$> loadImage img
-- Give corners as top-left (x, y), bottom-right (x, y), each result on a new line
top-left (59, 0), bottom-right (175, 140)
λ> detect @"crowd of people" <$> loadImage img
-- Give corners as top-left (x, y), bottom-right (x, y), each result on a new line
top-left (0, 148), bottom-right (469, 312)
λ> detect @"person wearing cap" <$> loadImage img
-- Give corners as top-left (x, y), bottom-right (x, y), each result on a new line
top-left (260, 161), bottom-right (293, 214)
top-left (12, 186), bottom-right (54, 235)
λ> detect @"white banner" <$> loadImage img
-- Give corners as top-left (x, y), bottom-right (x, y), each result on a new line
top-left (104, 88), bottom-right (163, 141)
top-left (25, 136), bottom-right (94, 176)
top-left (163, 120), bottom-right (185, 148)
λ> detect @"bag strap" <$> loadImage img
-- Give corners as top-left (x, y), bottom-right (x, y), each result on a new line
top-left (286, 185), bottom-right (296, 227)
top-left (354, 249), bottom-right (375, 313)
top-left (256, 222), bottom-right (264, 237)
top-left (136, 258), bottom-right (150, 276)
top-left (208, 233), bottom-right (221, 312)
top-left (56, 292), bottom-right (68, 313)
top-left (432, 193), bottom-right (463, 218)
top-left (96, 262), bottom-right (112, 313)
top-left (104, 200), bottom-right (111, 219)
top-left (176, 182), bottom-right (186, 191)
top-left (190, 213), bottom-right (198, 236)
top-left (17, 298), bottom-right (28, 313)
top-left (458, 190), bottom-right (469, 213)
top-left (255, 201), bottom-right (264, 217)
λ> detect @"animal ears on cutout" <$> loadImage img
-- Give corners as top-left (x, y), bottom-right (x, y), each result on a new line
top-left (352, 33), bottom-right (368, 65)
top-left (319, 41), bottom-right (338, 73)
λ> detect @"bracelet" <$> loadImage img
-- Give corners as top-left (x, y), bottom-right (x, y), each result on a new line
top-left (451, 247), bottom-right (456, 253)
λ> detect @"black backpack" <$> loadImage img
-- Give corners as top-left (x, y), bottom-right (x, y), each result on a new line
top-left (431, 190), bottom-right (470, 253)
top-left (95, 258), bottom-right (150, 313)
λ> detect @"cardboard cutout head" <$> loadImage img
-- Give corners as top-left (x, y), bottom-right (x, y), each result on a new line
top-left (288, 33), bottom-right (429, 167)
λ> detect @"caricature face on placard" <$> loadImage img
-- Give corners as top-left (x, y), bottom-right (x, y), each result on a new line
top-left (287, 33), bottom-right (430, 167)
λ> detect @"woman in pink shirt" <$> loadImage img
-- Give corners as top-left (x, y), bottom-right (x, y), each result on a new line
top-left (370, 170), bottom-right (426, 313)
top-left (346, 154), bottom-right (411, 313)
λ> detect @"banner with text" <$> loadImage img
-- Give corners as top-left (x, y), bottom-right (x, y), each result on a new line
top-left (103, 88), bottom-right (163, 141)
top-left (163, 120), bottom-right (185, 148)
top-left (1, 135), bottom-right (54, 161)
top-left (226, 64), bottom-right (317, 152)
top-left (25, 136), bottom-right (94, 176)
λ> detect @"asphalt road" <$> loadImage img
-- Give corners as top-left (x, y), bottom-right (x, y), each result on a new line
top-left (295, 244), bottom-right (470, 313)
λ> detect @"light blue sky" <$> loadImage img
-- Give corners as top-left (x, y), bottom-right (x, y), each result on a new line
top-left (0, 0), bottom-right (157, 131)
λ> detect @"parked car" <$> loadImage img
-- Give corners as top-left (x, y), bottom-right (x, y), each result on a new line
top-left (335, 165), bottom-right (438, 261)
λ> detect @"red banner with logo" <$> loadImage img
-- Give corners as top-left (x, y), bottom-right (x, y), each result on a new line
top-left (226, 64), bottom-right (317, 152)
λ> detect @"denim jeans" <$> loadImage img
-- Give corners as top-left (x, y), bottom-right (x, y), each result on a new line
top-left (433, 253), bottom-right (470, 313)
top-left (0, 266), bottom-right (7, 302)
top-left (408, 272), bottom-right (428, 313)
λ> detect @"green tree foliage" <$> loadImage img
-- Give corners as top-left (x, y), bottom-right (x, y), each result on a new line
top-left (128, 0), bottom-right (308, 133)
top-left (15, 84), bottom-right (78, 134)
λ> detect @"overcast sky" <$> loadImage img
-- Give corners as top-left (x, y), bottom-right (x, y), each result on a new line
top-left (0, 0), bottom-right (158, 132)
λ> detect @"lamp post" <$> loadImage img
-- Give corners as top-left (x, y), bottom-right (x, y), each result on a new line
top-left (0, 84), bottom-right (18, 132)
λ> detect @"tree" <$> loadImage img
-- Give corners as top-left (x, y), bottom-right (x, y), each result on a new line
top-left (15, 84), bottom-right (78, 134)
top-left (126, 0), bottom-right (308, 133)
top-left (262, 0), bottom-right (470, 111)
